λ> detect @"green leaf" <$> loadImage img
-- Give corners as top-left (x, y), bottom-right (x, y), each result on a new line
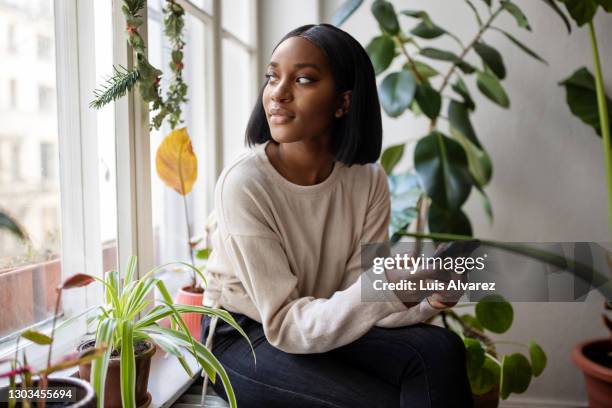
top-left (330, 0), bottom-right (364, 26)
top-left (120, 320), bottom-right (136, 408)
top-left (501, 0), bottom-right (531, 30)
top-left (449, 101), bottom-right (493, 188)
top-left (196, 247), bottom-right (212, 260)
top-left (558, 0), bottom-right (598, 26)
top-left (428, 202), bottom-right (473, 236)
top-left (412, 60), bottom-right (439, 80)
top-left (400, 10), bottom-right (430, 20)
top-left (559, 67), bottom-right (612, 137)
top-left (452, 78), bottom-right (475, 111)
top-left (0, 210), bottom-right (26, 239)
top-left (92, 318), bottom-right (117, 408)
top-left (410, 21), bottom-right (445, 39)
top-left (380, 144), bottom-right (405, 174)
top-left (464, 337), bottom-right (486, 378)
top-left (538, 0), bottom-right (572, 32)
top-left (414, 131), bottom-right (472, 211)
top-left (500, 353), bottom-right (532, 399)
top-left (461, 314), bottom-right (484, 332)
top-left (371, 0), bottom-right (400, 35)
top-left (420, 47), bottom-right (460, 62)
top-left (470, 355), bottom-right (501, 395)
top-left (379, 70), bottom-right (417, 117)
top-left (366, 35), bottom-right (396, 75)
top-left (475, 294), bottom-right (513, 333)
top-left (476, 186), bottom-right (494, 224)
top-left (388, 171), bottom-right (421, 240)
top-left (477, 71), bottom-right (510, 108)
top-left (482, 0), bottom-right (492, 6)
top-left (474, 42), bottom-right (506, 79)
top-left (494, 28), bottom-right (547, 65)
top-left (529, 341), bottom-right (547, 377)
top-left (414, 84), bottom-right (441, 120)
top-left (20, 330), bottom-right (52, 345)
top-left (457, 61), bottom-right (477, 74)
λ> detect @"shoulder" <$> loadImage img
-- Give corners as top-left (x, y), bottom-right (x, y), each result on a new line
top-left (340, 162), bottom-right (389, 201)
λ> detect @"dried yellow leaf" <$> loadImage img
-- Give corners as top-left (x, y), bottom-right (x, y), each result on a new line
top-left (155, 127), bottom-right (198, 195)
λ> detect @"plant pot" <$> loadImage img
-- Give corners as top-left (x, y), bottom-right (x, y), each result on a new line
top-left (78, 340), bottom-right (156, 408)
top-left (0, 376), bottom-right (96, 408)
top-left (472, 385), bottom-right (499, 408)
top-left (572, 338), bottom-right (612, 408)
top-left (174, 285), bottom-right (204, 338)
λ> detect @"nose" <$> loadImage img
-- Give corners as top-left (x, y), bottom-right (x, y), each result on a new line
top-left (270, 78), bottom-right (292, 103)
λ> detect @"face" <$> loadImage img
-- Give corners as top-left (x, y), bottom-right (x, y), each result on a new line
top-left (263, 36), bottom-right (347, 145)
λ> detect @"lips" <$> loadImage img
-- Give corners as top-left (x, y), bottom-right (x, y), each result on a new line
top-left (268, 106), bottom-right (295, 125)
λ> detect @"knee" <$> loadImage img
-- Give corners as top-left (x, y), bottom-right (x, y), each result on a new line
top-left (431, 326), bottom-right (466, 361)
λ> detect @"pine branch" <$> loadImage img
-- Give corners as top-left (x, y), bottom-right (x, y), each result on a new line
top-left (90, 65), bottom-right (140, 109)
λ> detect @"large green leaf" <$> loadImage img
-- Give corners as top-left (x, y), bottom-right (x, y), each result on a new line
top-left (529, 340), bottom-right (547, 377)
top-left (500, 354), bottom-right (532, 399)
top-left (120, 320), bottom-right (136, 408)
top-left (461, 313), bottom-right (484, 332)
top-left (470, 355), bottom-right (501, 396)
top-left (388, 171), bottom-right (421, 241)
top-left (493, 28), bottom-right (547, 65)
top-left (411, 60), bottom-right (439, 80)
top-left (0, 210), bottom-right (26, 239)
top-left (595, 0), bottom-right (612, 12)
top-left (414, 132), bottom-right (472, 211)
top-left (420, 47), bottom-right (460, 62)
top-left (537, 0), bottom-right (571, 32)
top-left (501, 0), bottom-right (531, 30)
top-left (428, 202), bottom-right (473, 236)
top-left (414, 84), bottom-right (441, 120)
top-left (20, 330), bottom-right (52, 345)
top-left (559, 67), bottom-right (612, 137)
top-left (330, 0), bottom-right (364, 26)
top-left (558, 0), bottom-right (599, 26)
top-left (379, 70), bottom-right (417, 117)
top-left (464, 337), bottom-right (486, 378)
top-left (475, 294), bottom-right (513, 333)
top-left (367, 35), bottom-right (396, 75)
top-left (449, 101), bottom-right (493, 188)
top-left (372, 0), bottom-right (400, 35)
top-left (452, 78), bottom-right (475, 111)
top-left (474, 42), bottom-right (506, 79)
top-left (380, 144), bottom-right (405, 174)
top-left (477, 71), bottom-right (510, 108)
top-left (410, 21), bottom-right (445, 39)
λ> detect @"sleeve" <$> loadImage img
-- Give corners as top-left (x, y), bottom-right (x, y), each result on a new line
top-left (339, 164), bottom-right (440, 328)
top-left (215, 165), bottom-right (405, 354)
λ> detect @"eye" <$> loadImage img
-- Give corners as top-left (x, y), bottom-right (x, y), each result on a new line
top-left (296, 76), bottom-right (314, 84)
top-left (264, 72), bottom-right (277, 82)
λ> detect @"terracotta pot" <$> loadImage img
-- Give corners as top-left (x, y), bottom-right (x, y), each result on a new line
top-left (78, 340), bottom-right (156, 408)
top-left (472, 385), bottom-right (499, 408)
top-left (572, 338), bottom-right (612, 408)
top-left (174, 285), bottom-right (205, 338)
top-left (0, 377), bottom-right (96, 408)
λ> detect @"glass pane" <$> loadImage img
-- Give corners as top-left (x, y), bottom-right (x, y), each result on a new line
top-left (148, 7), bottom-right (209, 299)
top-left (223, 38), bottom-right (251, 165)
top-left (0, 0), bottom-right (61, 339)
top-left (222, 0), bottom-right (251, 45)
top-left (94, 0), bottom-right (118, 273)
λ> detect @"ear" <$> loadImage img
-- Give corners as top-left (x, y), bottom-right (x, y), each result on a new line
top-left (334, 90), bottom-right (352, 118)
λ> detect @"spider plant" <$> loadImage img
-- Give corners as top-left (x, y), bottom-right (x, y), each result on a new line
top-left (85, 256), bottom-right (252, 408)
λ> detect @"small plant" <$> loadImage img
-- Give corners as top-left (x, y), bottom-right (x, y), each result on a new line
top-left (0, 274), bottom-right (106, 408)
top-left (80, 256), bottom-right (251, 408)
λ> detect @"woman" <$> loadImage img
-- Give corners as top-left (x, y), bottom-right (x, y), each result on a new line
top-left (201, 24), bottom-right (474, 408)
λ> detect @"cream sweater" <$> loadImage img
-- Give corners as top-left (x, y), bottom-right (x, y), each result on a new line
top-left (203, 141), bottom-right (439, 354)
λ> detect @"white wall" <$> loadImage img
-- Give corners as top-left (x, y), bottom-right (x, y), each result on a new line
top-left (260, 1), bottom-right (612, 406)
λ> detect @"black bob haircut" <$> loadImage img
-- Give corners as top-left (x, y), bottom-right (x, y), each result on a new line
top-left (245, 24), bottom-right (383, 166)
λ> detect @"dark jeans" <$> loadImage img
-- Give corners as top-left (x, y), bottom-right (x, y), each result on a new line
top-left (201, 312), bottom-right (474, 408)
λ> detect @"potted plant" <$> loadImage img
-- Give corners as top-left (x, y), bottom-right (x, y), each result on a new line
top-left (427, 294), bottom-right (547, 407)
top-left (0, 274), bottom-right (106, 408)
top-left (76, 255), bottom-right (251, 408)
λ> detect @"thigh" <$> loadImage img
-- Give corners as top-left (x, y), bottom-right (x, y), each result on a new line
top-left (205, 316), bottom-right (399, 408)
top-left (331, 323), bottom-right (473, 408)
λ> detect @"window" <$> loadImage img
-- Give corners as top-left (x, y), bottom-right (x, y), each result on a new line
top-left (6, 24), bottom-right (16, 53)
top-left (38, 85), bottom-right (54, 112)
top-left (10, 140), bottom-right (21, 181)
top-left (9, 79), bottom-right (17, 109)
top-left (37, 34), bottom-right (52, 60)
top-left (40, 141), bottom-right (54, 182)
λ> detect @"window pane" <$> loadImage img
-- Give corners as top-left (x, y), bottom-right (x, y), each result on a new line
top-left (0, 0), bottom-right (61, 339)
top-left (223, 38), bottom-right (251, 165)
top-left (148, 6), bottom-right (209, 298)
top-left (222, 0), bottom-right (251, 45)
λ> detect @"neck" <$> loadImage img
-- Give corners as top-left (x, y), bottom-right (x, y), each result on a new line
top-left (266, 137), bottom-right (335, 186)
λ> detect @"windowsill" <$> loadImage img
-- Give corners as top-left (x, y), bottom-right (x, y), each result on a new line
top-left (148, 346), bottom-right (201, 408)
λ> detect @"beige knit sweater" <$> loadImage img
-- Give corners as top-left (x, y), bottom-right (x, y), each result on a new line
top-left (202, 141), bottom-right (439, 354)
